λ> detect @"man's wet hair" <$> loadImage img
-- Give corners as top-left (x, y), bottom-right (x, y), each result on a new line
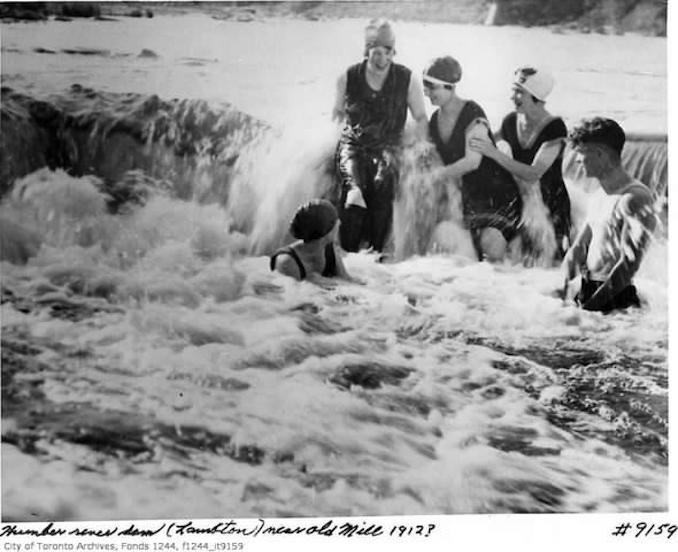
top-left (569, 117), bottom-right (626, 157)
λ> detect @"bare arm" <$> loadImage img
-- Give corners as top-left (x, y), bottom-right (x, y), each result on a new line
top-left (407, 75), bottom-right (429, 140)
top-left (273, 253), bottom-right (304, 281)
top-left (437, 119), bottom-right (486, 180)
top-left (333, 243), bottom-right (351, 279)
top-left (562, 223), bottom-right (592, 281)
top-left (331, 72), bottom-right (347, 123)
top-left (469, 137), bottom-right (564, 182)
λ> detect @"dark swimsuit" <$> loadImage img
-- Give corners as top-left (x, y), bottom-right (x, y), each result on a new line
top-left (335, 61), bottom-right (412, 253)
top-left (575, 278), bottom-right (640, 313)
top-left (270, 244), bottom-right (338, 280)
top-left (499, 113), bottom-right (571, 258)
top-left (429, 101), bottom-right (523, 259)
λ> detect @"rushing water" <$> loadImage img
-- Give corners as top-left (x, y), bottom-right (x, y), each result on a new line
top-left (0, 15), bottom-right (669, 521)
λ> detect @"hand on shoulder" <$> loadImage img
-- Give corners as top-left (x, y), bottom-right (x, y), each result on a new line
top-left (468, 136), bottom-right (495, 157)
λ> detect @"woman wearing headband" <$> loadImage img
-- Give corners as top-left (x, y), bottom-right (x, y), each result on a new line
top-left (469, 66), bottom-right (571, 261)
top-left (270, 199), bottom-right (353, 282)
top-left (423, 56), bottom-right (523, 262)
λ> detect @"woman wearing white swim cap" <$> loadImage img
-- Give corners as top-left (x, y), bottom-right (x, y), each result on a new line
top-left (469, 66), bottom-right (572, 262)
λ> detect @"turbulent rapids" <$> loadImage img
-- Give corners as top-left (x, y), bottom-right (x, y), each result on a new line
top-left (0, 85), bottom-right (668, 520)
top-left (0, 15), bottom-right (668, 521)
top-left (0, 85), bottom-right (668, 258)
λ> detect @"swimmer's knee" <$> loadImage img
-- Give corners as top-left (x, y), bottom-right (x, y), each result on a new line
top-left (345, 187), bottom-right (366, 209)
top-left (479, 228), bottom-right (507, 262)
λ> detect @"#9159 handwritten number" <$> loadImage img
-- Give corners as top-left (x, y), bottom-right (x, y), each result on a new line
top-left (635, 522), bottom-right (676, 539)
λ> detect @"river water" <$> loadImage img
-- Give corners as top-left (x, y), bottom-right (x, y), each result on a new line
top-left (0, 14), bottom-right (669, 521)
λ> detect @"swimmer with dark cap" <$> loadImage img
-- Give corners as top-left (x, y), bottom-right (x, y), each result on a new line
top-left (270, 199), bottom-right (355, 282)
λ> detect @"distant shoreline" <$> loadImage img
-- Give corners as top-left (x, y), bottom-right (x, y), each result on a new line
top-left (0, 1), bottom-right (667, 38)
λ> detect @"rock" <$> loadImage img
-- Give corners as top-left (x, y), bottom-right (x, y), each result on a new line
top-left (60, 3), bottom-right (101, 18)
top-left (0, 4), bottom-right (48, 21)
top-left (61, 48), bottom-right (111, 56)
top-left (138, 48), bottom-right (159, 59)
top-left (488, 0), bottom-right (664, 36)
top-left (0, 90), bottom-right (60, 197)
top-left (328, 361), bottom-right (413, 390)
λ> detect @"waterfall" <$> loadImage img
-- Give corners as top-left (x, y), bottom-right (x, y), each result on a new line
top-left (1, 87), bottom-right (668, 266)
top-left (562, 133), bottom-right (667, 197)
top-left (0, 85), bottom-right (268, 204)
top-left (0, 86), bottom-right (339, 259)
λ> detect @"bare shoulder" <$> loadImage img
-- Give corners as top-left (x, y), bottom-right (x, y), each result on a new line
top-left (619, 181), bottom-right (656, 227)
top-left (621, 181), bottom-right (653, 210)
top-left (465, 117), bottom-right (490, 138)
top-left (274, 252), bottom-right (303, 280)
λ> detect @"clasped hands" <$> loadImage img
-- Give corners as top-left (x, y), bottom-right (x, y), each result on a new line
top-left (468, 137), bottom-right (497, 158)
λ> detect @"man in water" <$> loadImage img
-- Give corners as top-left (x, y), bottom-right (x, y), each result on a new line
top-left (562, 117), bottom-right (657, 312)
top-left (332, 18), bottom-right (428, 254)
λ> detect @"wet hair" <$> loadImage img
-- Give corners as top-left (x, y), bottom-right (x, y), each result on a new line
top-left (289, 199), bottom-right (338, 242)
top-left (569, 117), bottom-right (626, 157)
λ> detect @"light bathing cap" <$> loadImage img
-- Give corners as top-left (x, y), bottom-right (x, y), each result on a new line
top-left (423, 56), bottom-right (462, 87)
top-left (513, 66), bottom-right (554, 101)
top-left (290, 199), bottom-right (338, 242)
top-left (365, 18), bottom-right (396, 50)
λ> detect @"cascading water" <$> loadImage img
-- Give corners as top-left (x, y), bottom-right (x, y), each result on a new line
top-left (562, 133), bottom-right (668, 199)
top-left (1, 86), bottom-right (668, 261)
top-left (0, 86), bottom-right (266, 203)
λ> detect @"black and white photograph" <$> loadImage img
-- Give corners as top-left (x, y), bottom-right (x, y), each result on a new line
top-left (0, 0), bottom-right (671, 539)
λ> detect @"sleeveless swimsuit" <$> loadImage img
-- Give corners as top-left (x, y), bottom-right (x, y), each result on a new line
top-left (270, 243), bottom-right (338, 280)
top-left (429, 100), bottom-right (523, 258)
top-left (499, 112), bottom-right (571, 258)
top-left (335, 61), bottom-right (412, 253)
